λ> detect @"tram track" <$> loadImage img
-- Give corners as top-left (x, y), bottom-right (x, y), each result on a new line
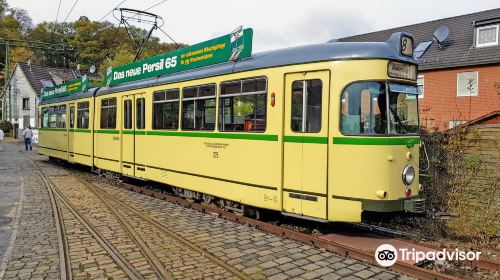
top-left (26, 153), bottom-right (249, 280)
top-left (82, 179), bottom-right (174, 280)
top-left (111, 179), bottom-right (500, 280)
top-left (25, 153), bottom-right (146, 279)
top-left (27, 154), bottom-right (72, 280)
top-left (78, 176), bottom-right (250, 280)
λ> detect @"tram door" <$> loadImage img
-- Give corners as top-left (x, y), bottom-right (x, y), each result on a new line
top-left (121, 93), bottom-right (146, 177)
top-left (121, 96), bottom-right (135, 177)
top-left (283, 71), bottom-right (330, 220)
top-left (68, 103), bottom-right (76, 162)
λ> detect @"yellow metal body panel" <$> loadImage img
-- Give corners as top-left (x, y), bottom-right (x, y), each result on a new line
top-left (133, 93), bottom-right (147, 178)
top-left (39, 98), bottom-right (94, 166)
top-left (135, 71), bottom-right (286, 210)
top-left (328, 60), bottom-right (420, 222)
top-left (94, 94), bottom-right (121, 172)
top-left (68, 103), bottom-right (75, 162)
top-left (71, 97), bottom-right (94, 166)
top-left (121, 95), bottom-right (135, 176)
top-left (38, 59), bottom-right (421, 223)
top-left (38, 101), bottom-right (68, 161)
top-left (330, 199), bottom-right (363, 222)
top-left (283, 71), bottom-right (330, 219)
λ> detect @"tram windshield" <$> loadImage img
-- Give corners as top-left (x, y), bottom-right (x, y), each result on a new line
top-left (341, 82), bottom-right (419, 135)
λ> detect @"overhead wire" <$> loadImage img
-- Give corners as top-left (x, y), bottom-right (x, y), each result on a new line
top-left (157, 27), bottom-right (179, 49)
top-left (144, 0), bottom-right (180, 49)
top-left (98, 0), bottom-right (127, 22)
top-left (62, 0), bottom-right (80, 24)
top-left (144, 0), bottom-right (168, 12)
top-left (55, 0), bottom-right (62, 22)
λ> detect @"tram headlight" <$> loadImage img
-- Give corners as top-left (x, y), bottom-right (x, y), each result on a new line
top-left (402, 164), bottom-right (415, 186)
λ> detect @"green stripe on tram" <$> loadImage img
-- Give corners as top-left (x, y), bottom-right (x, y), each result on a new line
top-left (283, 136), bottom-right (328, 144)
top-left (93, 130), bottom-right (278, 141)
top-left (95, 129), bottom-right (120, 134)
top-left (39, 128), bottom-right (66, 131)
top-left (332, 137), bottom-right (420, 146)
top-left (69, 129), bottom-right (91, 133)
top-left (147, 131), bottom-right (278, 141)
top-left (74, 129), bottom-right (91, 133)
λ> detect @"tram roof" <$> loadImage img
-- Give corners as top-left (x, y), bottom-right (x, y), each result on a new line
top-left (40, 32), bottom-right (416, 105)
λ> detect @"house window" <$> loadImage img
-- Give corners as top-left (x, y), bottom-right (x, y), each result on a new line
top-left (417, 75), bottom-right (424, 98)
top-left (457, 72), bottom-right (478, 97)
top-left (22, 98), bottom-right (29, 110)
top-left (476, 24), bottom-right (499, 47)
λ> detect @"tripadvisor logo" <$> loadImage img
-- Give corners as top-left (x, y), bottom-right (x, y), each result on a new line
top-left (375, 244), bottom-right (398, 267)
top-left (375, 244), bottom-right (482, 267)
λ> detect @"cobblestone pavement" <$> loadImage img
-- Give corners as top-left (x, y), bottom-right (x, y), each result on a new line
top-left (0, 140), bottom-right (414, 279)
top-left (98, 183), bottom-right (412, 280)
top-left (0, 141), bottom-right (60, 280)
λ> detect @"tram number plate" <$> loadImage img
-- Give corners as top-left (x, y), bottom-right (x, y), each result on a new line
top-left (113, 136), bottom-right (119, 141)
top-left (401, 36), bottom-right (413, 56)
top-left (213, 152), bottom-right (219, 158)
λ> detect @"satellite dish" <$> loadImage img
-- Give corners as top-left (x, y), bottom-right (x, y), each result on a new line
top-left (433, 26), bottom-right (449, 44)
top-left (89, 65), bottom-right (96, 74)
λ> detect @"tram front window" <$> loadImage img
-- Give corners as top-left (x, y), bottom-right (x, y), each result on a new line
top-left (341, 82), bottom-right (418, 135)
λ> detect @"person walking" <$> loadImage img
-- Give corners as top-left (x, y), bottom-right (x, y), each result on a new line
top-left (0, 128), bottom-right (4, 152)
top-left (22, 125), bottom-right (33, 151)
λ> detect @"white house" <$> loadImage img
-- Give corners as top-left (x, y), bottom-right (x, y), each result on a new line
top-left (7, 62), bottom-right (76, 142)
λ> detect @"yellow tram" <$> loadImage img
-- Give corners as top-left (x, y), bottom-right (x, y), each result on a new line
top-left (39, 31), bottom-right (424, 222)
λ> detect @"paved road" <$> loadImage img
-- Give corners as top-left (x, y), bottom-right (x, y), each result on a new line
top-left (0, 139), bottom-right (413, 279)
top-left (0, 140), bottom-right (22, 263)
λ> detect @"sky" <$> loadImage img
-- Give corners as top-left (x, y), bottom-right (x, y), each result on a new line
top-left (7, 0), bottom-right (500, 52)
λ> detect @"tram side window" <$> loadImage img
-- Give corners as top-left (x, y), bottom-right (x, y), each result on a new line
top-left (56, 105), bottom-right (66, 128)
top-left (136, 98), bottom-right (145, 129)
top-left (291, 79), bottom-right (322, 133)
top-left (77, 102), bottom-right (90, 129)
top-left (48, 107), bottom-right (57, 128)
top-left (340, 82), bottom-right (386, 135)
top-left (101, 98), bottom-right (117, 129)
top-left (181, 84), bottom-right (216, 130)
top-left (123, 100), bottom-right (132, 129)
top-left (69, 106), bottom-right (75, 128)
top-left (41, 108), bottom-right (49, 128)
top-left (153, 89), bottom-right (180, 130)
top-left (219, 77), bottom-right (267, 132)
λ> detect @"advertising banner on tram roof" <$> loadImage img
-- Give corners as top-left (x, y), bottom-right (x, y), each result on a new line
top-left (104, 27), bottom-right (253, 87)
top-left (40, 75), bottom-right (89, 101)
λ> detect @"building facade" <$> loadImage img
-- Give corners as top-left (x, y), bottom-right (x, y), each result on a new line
top-left (7, 62), bottom-right (76, 141)
top-left (341, 8), bottom-right (500, 131)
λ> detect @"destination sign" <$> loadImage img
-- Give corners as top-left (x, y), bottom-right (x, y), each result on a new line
top-left (104, 27), bottom-right (253, 87)
top-left (40, 75), bottom-right (89, 100)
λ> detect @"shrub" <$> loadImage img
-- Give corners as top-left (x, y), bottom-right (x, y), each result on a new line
top-left (0, 120), bottom-right (13, 133)
top-left (419, 127), bottom-right (498, 244)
